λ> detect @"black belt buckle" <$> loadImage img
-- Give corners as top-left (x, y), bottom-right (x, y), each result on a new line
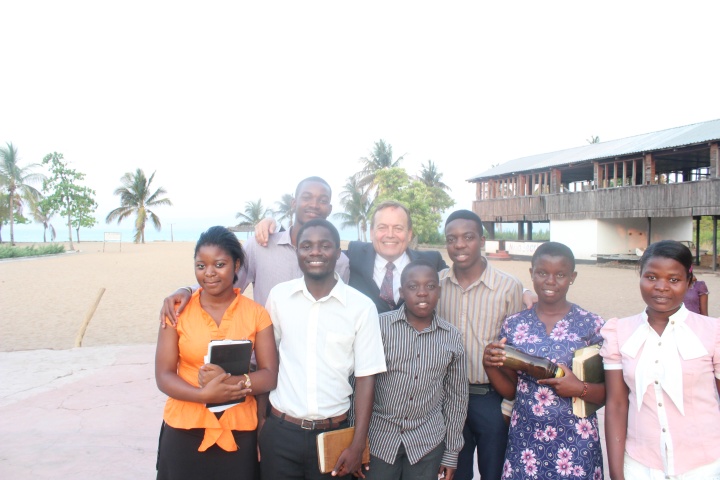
top-left (300, 419), bottom-right (316, 430)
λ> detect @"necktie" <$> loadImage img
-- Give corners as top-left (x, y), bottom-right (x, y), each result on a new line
top-left (379, 262), bottom-right (396, 309)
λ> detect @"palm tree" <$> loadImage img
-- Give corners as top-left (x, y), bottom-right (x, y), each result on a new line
top-left (274, 193), bottom-right (294, 230)
top-left (30, 197), bottom-right (56, 242)
top-left (358, 139), bottom-right (405, 190)
top-left (235, 199), bottom-right (272, 228)
top-left (333, 176), bottom-right (372, 241)
top-left (105, 169), bottom-right (172, 243)
top-left (0, 143), bottom-right (44, 245)
top-left (419, 160), bottom-right (450, 191)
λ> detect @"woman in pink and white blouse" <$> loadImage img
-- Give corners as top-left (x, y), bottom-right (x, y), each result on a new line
top-left (601, 240), bottom-right (720, 479)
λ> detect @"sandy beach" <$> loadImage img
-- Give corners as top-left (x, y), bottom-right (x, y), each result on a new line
top-left (1, 240), bottom-right (718, 353)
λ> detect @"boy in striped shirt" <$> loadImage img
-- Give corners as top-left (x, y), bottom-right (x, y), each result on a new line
top-left (366, 260), bottom-right (468, 480)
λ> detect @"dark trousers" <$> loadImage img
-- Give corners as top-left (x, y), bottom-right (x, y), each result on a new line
top-left (156, 422), bottom-right (258, 480)
top-left (454, 390), bottom-right (508, 480)
top-left (365, 442), bottom-right (445, 480)
top-left (259, 411), bottom-right (349, 480)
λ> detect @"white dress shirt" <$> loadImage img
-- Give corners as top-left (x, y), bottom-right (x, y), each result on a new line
top-left (266, 274), bottom-right (387, 420)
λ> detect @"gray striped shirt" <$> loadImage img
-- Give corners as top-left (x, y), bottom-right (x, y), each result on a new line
top-left (369, 308), bottom-right (468, 468)
top-left (437, 258), bottom-right (524, 384)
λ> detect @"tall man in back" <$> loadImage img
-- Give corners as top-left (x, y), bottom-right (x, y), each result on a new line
top-left (159, 176), bottom-right (349, 322)
top-left (438, 209), bottom-right (525, 480)
top-left (347, 201), bottom-right (447, 313)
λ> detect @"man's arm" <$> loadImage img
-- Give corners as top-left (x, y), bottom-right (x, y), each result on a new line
top-left (521, 289), bottom-right (538, 309)
top-left (159, 287), bottom-right (195, 328)
top-left (332, 374), bottom-right (375, 477)
top-left (254, 218), bottom-right (277, 247)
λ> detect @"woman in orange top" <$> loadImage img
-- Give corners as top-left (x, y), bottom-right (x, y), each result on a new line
top-left (156, 226), bottom-right (278, 479)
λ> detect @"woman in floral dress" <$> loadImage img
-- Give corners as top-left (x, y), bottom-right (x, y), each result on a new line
top-left (484, 242), bottom-right (605, 479)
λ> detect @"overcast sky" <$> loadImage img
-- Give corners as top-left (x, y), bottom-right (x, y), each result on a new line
top-left (2, 1), bottom-right (719, 242)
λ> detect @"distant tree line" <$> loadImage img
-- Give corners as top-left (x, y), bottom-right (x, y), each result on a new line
top-left (236, 139), bottom-right (455, 244)
top-left (2, 138), bottom-right (453, 246)
top-left (0, 142), bottom-right (172, 247)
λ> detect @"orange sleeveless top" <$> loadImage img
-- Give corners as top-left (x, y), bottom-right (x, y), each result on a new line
top-left (163, 289), bottom-right (272, 451)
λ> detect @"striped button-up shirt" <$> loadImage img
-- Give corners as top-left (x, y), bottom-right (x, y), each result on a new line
top-left (437, 258), bottom-right (524, 384)
top-left (369, 307), bottom-right (468, 468)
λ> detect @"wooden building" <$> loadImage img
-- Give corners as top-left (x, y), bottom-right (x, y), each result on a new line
top-left (468, 119), bottom-right (720, 269)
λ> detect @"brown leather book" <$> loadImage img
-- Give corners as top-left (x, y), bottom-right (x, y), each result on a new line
top-left (316, 427), bottom-right (370, 474)
top-left (571, 345), bottom-right (605, 417)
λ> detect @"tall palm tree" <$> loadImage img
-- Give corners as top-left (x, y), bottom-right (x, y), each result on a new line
top-left (358, 139), bottom-right (405, 190)
top-left (235, 199), bottom-right (271, 228)
top-left (0, 143), bottom-right (44, 245)
top-left (30, 197), bottom-right (56, 242)
top-left (419, 160), bottom-right (450, 191)
top-left (105, 169), bottom-right (172, 243)
top-left (333, 176), bottom-right (372, 241)
top-left (274, 193), bottom-right (295, 230)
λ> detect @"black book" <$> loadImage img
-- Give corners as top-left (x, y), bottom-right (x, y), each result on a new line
top-left (204, 339), bottom-right (253, 412)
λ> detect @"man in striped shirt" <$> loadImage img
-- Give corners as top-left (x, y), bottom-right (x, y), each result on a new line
top-left (438, 209), bottom-right (526, 480)
top-left (368, 260), bottom-right (468, 480)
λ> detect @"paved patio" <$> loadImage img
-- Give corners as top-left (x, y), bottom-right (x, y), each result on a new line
top-left (0, 345), bottom-right (164, 479)
top-left (0, 344), bottom-right (609, 479)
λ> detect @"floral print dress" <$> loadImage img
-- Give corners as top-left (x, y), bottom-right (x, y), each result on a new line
top-left (499, 304), bottom-right (604, 480)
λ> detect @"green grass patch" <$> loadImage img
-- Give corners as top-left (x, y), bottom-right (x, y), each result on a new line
top-left (0, 243), bottom-right (66, 259)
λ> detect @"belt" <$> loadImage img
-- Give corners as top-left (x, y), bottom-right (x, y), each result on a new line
top-left (469, 383), bottom-right (494, 395)
top-left (270, 406), bottom-right (347, 430)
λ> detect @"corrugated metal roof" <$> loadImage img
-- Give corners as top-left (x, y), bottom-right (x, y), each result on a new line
top-left (468, 118), bottom-right (720, 181)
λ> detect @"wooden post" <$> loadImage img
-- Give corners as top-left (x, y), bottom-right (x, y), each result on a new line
top-left (643, 153), bottom-right (655, 185)
top-left (613, 161), bottom-right (618, 187)
top-left (623, 161), bottom-right (628, 186)
top-left (604, 164), bottom-right (609, 188)
top-left (75, 288), bottom-right (106, 347)
top-left (710, 143), bottom-right (719, 178)
top-left (713, 216), bottom-right (718, 272)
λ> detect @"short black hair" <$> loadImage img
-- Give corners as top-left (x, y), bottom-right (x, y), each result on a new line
top-left (639, 240), bottom-right (693, 283)
top-left (532, 241), bottom-right (576, 271)
top-left (400, 259), bottom-right (439, 285)
top-left (195, 226), bottom-right (245, 283)
top-left (295, 176), bottom-right (332, 199)
top-left (445, 209), bottom-right (483, 235)
top-left (296, 218), bottom-right (341, 248)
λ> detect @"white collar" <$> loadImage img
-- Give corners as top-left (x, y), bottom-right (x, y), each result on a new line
top-left (373, 251), bottom-right (410, 272)
top-left (620, 306), bottom-right (706, 414)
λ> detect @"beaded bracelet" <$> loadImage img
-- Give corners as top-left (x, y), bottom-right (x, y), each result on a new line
top-left (579, 382), bottom-right (589, 398)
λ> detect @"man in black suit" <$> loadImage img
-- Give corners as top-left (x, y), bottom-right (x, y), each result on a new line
top-left (347, 201), bottom-right (447, 314)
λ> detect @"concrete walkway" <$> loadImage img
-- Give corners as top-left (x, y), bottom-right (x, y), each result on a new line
top-left (0, 344), bottom-right (164, 479)
top-left (0, 344), bottom-right (609, 479)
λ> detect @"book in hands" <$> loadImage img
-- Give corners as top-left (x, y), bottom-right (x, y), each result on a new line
top-left (204, 339), bottom-right (253, 413)
top-left (571, 344), bottom-right (605, 417)
top-left (316, 426), bottom-right (370, 474)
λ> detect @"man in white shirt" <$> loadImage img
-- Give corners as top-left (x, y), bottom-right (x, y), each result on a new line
top-left (261, 218), bottom-right (387, 479)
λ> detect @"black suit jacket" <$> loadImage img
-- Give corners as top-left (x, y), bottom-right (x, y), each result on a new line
top-left (346, 241), bottom-right (448, 314)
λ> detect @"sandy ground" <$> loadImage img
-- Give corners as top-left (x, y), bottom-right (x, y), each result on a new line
top-left (1, 240), bottom-right (718, 352)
